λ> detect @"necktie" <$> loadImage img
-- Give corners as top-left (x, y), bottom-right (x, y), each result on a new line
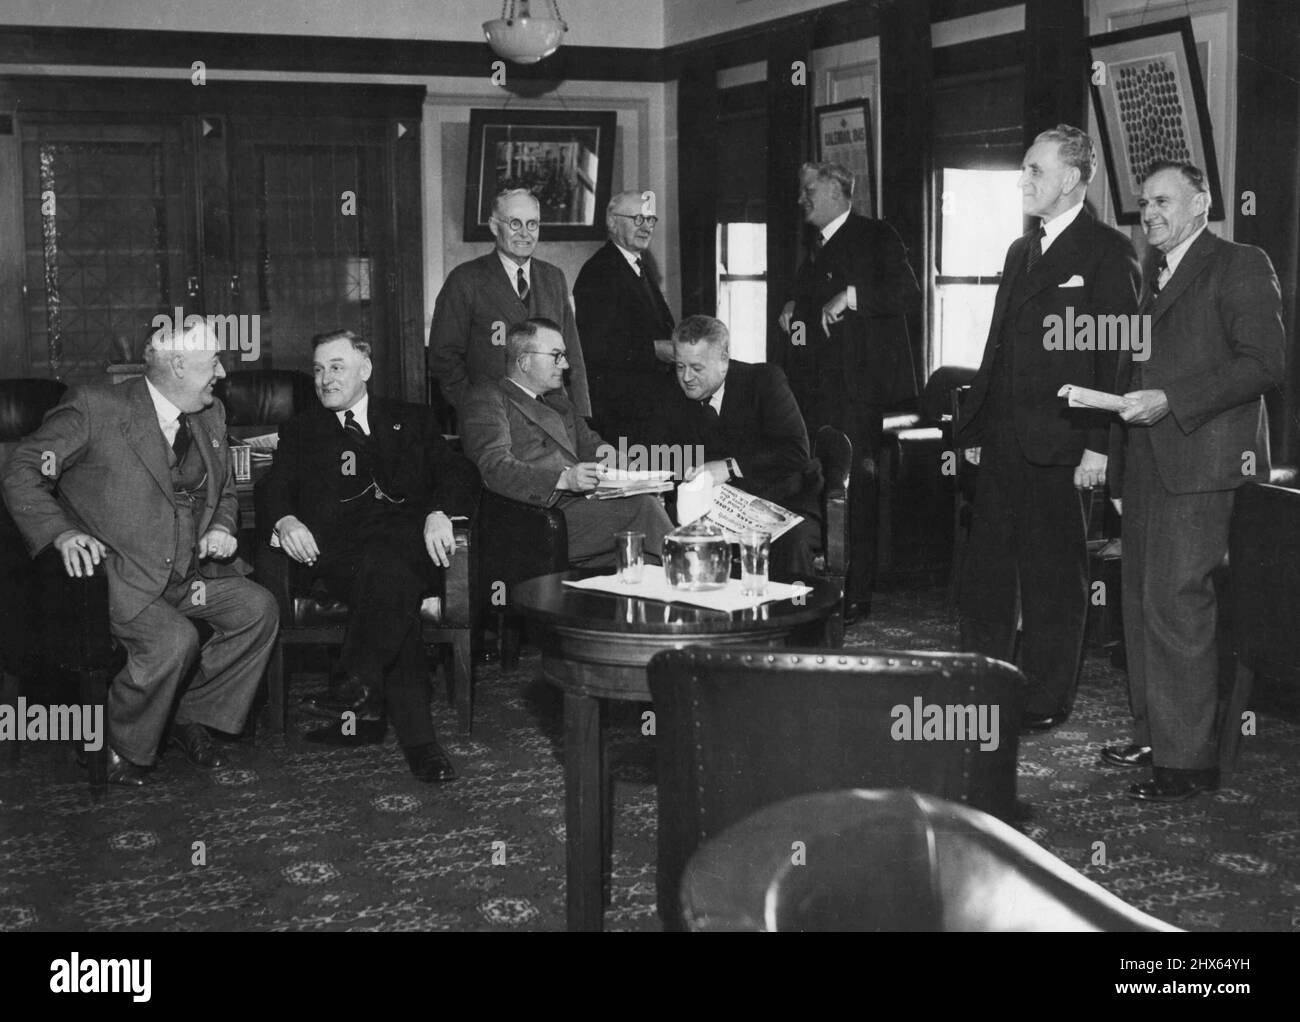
top-left (700, 398), bottom-right (719, 422)
top-left (171, 414), bottom-right (191, 463)
top-left (516, 267), bottom-right (529, 304)
top-left (811, 235), bottom-right (825, 262)
top-left (343, 409), bottom-right (368, 444)
top-left (1150, 255), bottom-right (1169, 297)
top-left (1026, 224), bottom-right (1046, 273)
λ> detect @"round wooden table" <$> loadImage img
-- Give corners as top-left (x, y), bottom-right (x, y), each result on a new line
top-left (512, 570), bottom-right (842, 931)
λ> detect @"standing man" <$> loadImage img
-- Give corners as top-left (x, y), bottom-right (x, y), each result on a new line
top-left (779, 161), bottom-right (919, 617)
top-left (430, 187), bottom-right (590, 420)
top-left (262, 330), bottom-right (479, 783)
top-left (460, 318), bottom-right (672, 566)
top-left (2, 320), bottom-right (279, 786)
top-left (573, 188), bottom-right (676, 445)
top-left (1107, 160), bottom-right (1285, 801)
top-left (954, 124), bottom-right (1140, 732)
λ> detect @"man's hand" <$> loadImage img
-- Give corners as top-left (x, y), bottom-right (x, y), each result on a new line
top-left (686, 460), bottom-right (730, 487)
top-left (1118, 389), bottom-right (1169, 426)
top-left (275, 515), bottom-right (320, 566)
top-left (778, 301), bottom-right (796, 335)
top-left (558, 462), bottom-right (604, 492)
top-left (53, 530), bottom-right (107, 578)
top-left (198, 527), bottom-right (238, 561)
top-left (1074, 449), bottom-right (1108, 489)
top-left (424, 511), bottom-right (455, 568)
top-left (820, 290), bottom-right (850, 335)
top-left (963, 447), bottom-right (981, 466)
top-left (653, 339), bottom-right (675, 363)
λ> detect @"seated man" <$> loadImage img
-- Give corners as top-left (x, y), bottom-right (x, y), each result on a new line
top-left (460, 317), bottom-right (672, 566)
top-left (650, 314), bottom-right (823, 581)
top-left (262, 330), bottom-right (478, 783)
top-left (1, 319), bottom-right (279, 786)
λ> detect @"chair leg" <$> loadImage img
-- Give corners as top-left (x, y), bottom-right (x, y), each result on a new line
top-left (1218, 661), bottom-right (1255, 777)
top-left (452, 632), bottom-right (473, 735)
top-left (267, 641), bottom-right (286, 734)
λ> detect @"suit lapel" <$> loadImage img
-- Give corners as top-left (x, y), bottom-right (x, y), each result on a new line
top-left (122, 380), bottom-right (176, 501)
top-left (501, 378), bottom-right (578, 459)
top-left (483, 252), bottom-right (528, 311)
top-left (1148, 230), bottom-right (1217, 325)
top-left (1012, 212), bottom-right (1088, 310)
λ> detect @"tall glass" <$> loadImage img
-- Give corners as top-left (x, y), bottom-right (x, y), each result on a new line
top-left (739, 529), bottom-right (771, 597)
top-left (616, 530), bottom-right (644, 584)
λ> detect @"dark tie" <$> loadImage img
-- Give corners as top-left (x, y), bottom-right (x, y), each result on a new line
top-left (700, 398), bottom-right (719, 422)
top-left (810, 234), bottom-right (825, 262)
top-left (1150, 254), bottom-right (1169, 297)
top-left (1026, 224), bottom-right (1046, 273)
top-left (171, 415), bottom-right (191, 463)
top-left (516, 267), bottom-right (529, 304)
top-left (343, 409), bottom-right (368, 444)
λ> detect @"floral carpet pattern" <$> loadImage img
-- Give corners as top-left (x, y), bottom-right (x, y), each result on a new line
top-left (1, 585), bottom-right (1297, 931)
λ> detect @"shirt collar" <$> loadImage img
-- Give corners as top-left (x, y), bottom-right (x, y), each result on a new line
top-left (1162, 223), bottom-right (1208, 277)
top-left (821, 208), bottom-right (851, 244)
top-left (707, 380), bottom-right (725, 413)
top-left (144, 376), bottom-right (184, 430)
top-left (613, 242), bottom-right (643, 273)
top-left (1040, 201), bottom-right (1085, 251)
top-left (508, 377), bottom-right (541, 401)
top-left (335, 391), bottom-right (370, 431)
top-left (498, 249), bottom-right (531, 283)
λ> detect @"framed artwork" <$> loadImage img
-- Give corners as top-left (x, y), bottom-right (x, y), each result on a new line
top-left (814, 99), bottom-right (875, 218)
top-left (462, 108), bottom-right (616, 241)
top-left (1088, 17), bottom-right (1224, 224)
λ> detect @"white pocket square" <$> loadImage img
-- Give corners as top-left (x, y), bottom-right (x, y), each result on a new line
top-left (1060, 274), bottom-right (1085, 288)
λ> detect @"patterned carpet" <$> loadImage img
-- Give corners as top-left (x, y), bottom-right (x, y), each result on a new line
top-left (2, 583), bottom-right (1298, 932)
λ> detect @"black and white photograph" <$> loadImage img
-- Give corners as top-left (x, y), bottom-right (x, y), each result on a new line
top-left (0, 0), bottom-right (1295, 973)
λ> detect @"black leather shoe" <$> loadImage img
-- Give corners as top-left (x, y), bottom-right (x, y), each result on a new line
top-left (169, 722), bottom-right (229, 768)
top-left (301, 681), bottom-right (384, 722)
top-left (105, 746), bottom-right (153, 787)
top-left (303, 719), bottom-right (386, 746)
top-left (1128, 766), bottom-right (1219, 802)
top-left (403, 742), bottom-right (457, 783)
top-left (1101, 743), bottom-right (1152, 768)
top-left (1021, 711), bottom-right (1068, 733)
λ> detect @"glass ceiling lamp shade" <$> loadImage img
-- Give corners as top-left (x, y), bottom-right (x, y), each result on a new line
top-left (483, 0), bottom-right (568, 65)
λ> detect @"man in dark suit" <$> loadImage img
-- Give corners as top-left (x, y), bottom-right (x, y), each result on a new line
top-left (1106, 161), bottom-right (1286, 801)
top-left (779, 161), bottom-right (919, 614)
top-left (262, 330), bottom-right (479, 782)
top-left (460, 318), bottom-right (672, 566)
top-left (954, 124), bottom-right (1140, 732)
top-left (573, 188), bottom-right (676, 445)
top-left (430, 188), bottom-right (591, 419)
top-left (2, 320), bottom-right (279, 786)
top-left (651, 315), bottom-right (823, 581)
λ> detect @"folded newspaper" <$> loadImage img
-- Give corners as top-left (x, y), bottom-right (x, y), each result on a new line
top-left (1058, 384), bottom-right (1125, 413)
top-left (586, 468), bottom-right (675, 500)
top-left (690, 483), bottom-right (803, 543)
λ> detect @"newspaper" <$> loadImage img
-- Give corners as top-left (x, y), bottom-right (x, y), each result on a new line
top-left (694, 483), bottom-right (803, 543)
top-left (1058, 384), bottom-right (1125, 413)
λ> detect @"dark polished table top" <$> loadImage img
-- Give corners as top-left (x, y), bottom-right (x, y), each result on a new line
top-left (511, 570), bottom-right (841, 636)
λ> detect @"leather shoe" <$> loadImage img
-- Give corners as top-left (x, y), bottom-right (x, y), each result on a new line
top-left (1021, 711), bottom-right (1068, 733)
top-left (301, 679), bottom-right (384, 722)
top-left (105, 746), bottom-right (153, 787)
top-left (1129, 766), bottom-right (1219, 802)
top-left (303, 719), bottom-right (386, 746)
top-left (169, 722), bottom-right (229, 768)
top-left (1101, 743), bottom-right (1152, 768)
top-left (403, 742), bottom-right (457, 783)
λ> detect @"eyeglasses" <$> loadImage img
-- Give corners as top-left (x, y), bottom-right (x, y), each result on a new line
top-left (522, 349), bottom-right (569, 365)
top-left (495, 217), bottom-right (540, 234)
top-left (612, 213), bottom-right (659, 227)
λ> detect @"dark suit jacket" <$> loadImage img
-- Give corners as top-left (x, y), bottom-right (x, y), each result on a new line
top-left (784, 213), bottom-right (920, 416)
top-left (573, 240), bottom-right (675, 441)
top-left (1112, 230), bottom-right (1285, 496)
top-left (460, 378), bottom-right (604, 508)
top-left (955, 209), bottom-right (1140, 465)
top-left (649, 361), bottom-right (823, 518)
top-left (1, 378), bottom-right (246, 624)
top-left (261, 395), bottom-right (479, 551)
top-left (429, 251), bottom-right (591, 417)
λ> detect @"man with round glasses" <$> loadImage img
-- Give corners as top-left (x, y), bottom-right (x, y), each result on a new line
top-left (574, 188), bottom-right (677, 448)
top-left (430, 188), bottom-right (591, 422)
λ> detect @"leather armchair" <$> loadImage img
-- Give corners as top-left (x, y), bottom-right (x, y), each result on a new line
top-left (681, 789), bottom-right (1176, 931)
top-left (648, 645), bottom-right (1027, 929)
top-left (215, 370), bottom-right (317, 434)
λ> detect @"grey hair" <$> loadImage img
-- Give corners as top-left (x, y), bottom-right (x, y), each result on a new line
top-left (800, 161), bottom-right (855, 199)
top-left (1033, 124), bottom-right (1097, 185)
top-left (672, 314), bottom-right (730, 356)
top-left (311, 329), bottom-right (371, 359)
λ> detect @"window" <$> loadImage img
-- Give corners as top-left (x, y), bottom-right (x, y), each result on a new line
top-left (716, 222), bottom-right (766, 363)
top-left (933, 167), bottom-right (1023, 368)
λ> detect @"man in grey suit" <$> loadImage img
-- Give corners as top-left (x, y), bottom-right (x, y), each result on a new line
top-left (2, 320), bottom-right (279, 786)
top-left (1107, 160), bottom-right (1286, 801)
top-left (460, 318), bottom-right (671, 566)
top-left (430, 188), bottom-right (591, 419)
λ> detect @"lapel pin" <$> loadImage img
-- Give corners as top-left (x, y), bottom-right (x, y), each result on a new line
top-left (394, 423), bottom-right (402, 430)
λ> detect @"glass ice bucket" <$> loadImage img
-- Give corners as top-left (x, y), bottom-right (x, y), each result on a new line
top-left (663, 520), bottom-right (731, 591)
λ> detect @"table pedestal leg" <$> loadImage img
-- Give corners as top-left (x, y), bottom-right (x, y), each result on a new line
top-left (564, 691), bottom-right (605, 931)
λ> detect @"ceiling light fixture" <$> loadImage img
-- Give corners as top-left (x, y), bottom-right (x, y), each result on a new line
top-left (483, 0), bottom-right (568, 65)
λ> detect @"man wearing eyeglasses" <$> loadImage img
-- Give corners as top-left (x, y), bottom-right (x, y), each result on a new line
top-left (574, 189), bottom-right (676, 448)
top-left (460, 318), bottom-right (672, 566)
top-left (430, 188), bottom-right (591, 423)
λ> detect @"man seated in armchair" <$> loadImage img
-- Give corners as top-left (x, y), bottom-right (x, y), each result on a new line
top-left (261, 330), bottom-right (478, 783)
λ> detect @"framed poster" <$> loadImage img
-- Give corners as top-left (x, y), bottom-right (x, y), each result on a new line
top-left (463, 108), bottom-right (617, 241)
top-left (814, 99), bottom-right (875, 218)
top-left (1088, 17), bottom-right (1224, 224)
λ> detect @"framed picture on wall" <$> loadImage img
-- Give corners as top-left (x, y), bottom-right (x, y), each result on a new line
top-left (814, 99), bottom-right (875, 218)
top-left (1088, 17), bottom-right (1224, 224)
top-left (463, 108), bottom-right (617, 241)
